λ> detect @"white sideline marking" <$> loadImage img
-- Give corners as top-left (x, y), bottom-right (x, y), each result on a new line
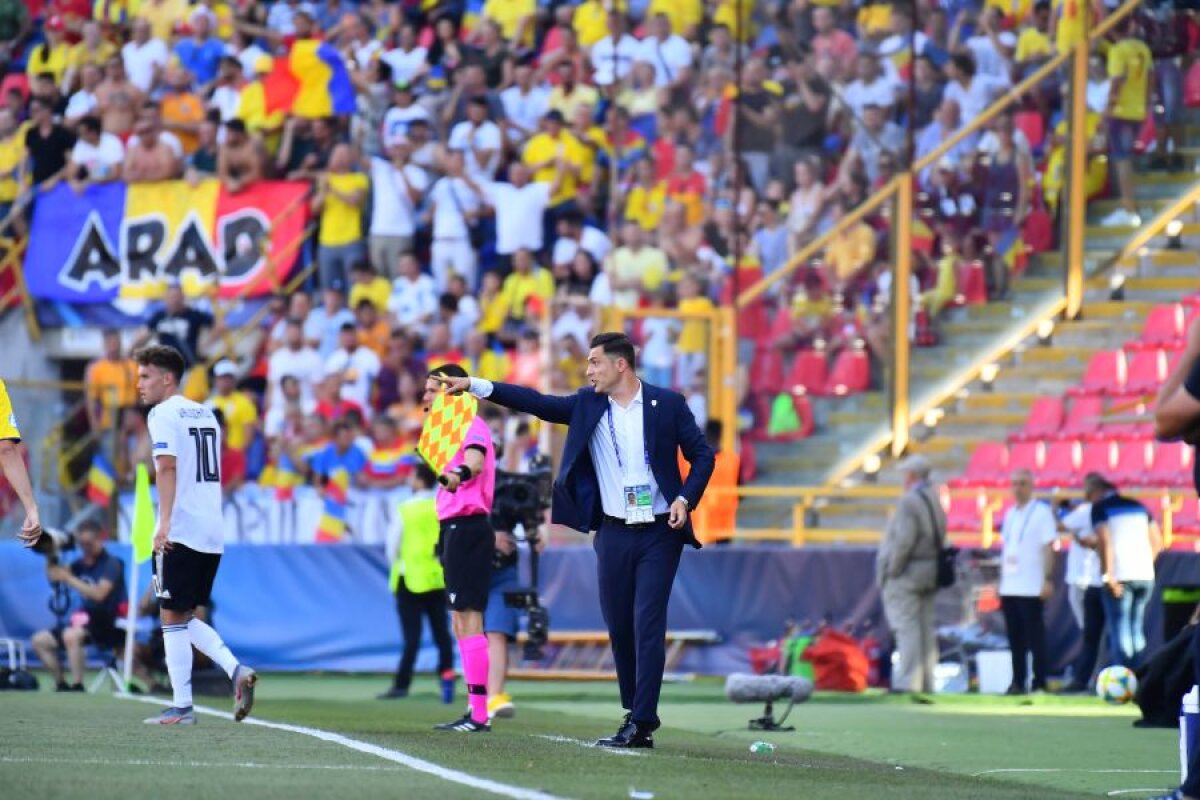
top-left (974, 768), bottom-right (1177, 777)
top-left (1106, 790), bottom-right (1173, 797)
top-left (531, 734), bottom-right (647, 757)
top-left (0, 756), bottom-right (405, 772)
top-left (125, 696), bottom-right (567, 800)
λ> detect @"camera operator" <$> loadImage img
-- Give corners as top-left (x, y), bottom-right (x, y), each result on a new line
top-left (30, 521), bottom-right (126, 692)
top-left (485, 521), bottom-right (545, 721)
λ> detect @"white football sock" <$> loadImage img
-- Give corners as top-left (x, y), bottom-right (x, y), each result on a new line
top-left (188, 617), bottom-right (239, 679)
top-left (162, 623), bottom-right (193, 709)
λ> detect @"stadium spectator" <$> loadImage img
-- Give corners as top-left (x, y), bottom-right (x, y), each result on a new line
top-left (427, 148), bottom-right (485, 292)
top-left (1058, 480), bottom-right (1104, 693)
top-left (1090, 475), bottom-right (1161, 668)
top-left (367, 140), bottom-right (427, 277)
top-left (65, 115), bottom-right (124, 192)
top-left (209, 56), bottom-right (245, 123)
top-left (121, 18), bottom-right (169, 95)
top-left (915, 99), bottom-right (973, 188)
top-left (554, 209), bottom-right (611, 271)
top-left (810, 7), bottom-right (857, 82)
top-left (310, 418), bottom-right (368, 487)
top-left (95, 54), bottom-right (144, 137)
top-left (606, 221), bottom-right (667, 311)
top-left (381, 22), bottom-right (427, 87)
top-left (25, 96), bottom-right (75, 186)
top-left (159, 67), bottom-right (205, 155)
top-left (500, 56), bottom-right (549, 147)
top-left (823, 199), bottom-right (878, 291)
top-left (487, 161), bottom-right (558, 272)
top-left (380, 80), bottom-right (430, 151)
top-left (733, 58), bottom-right (777, 193)
top-left (267, 318), bottom-right (322, 409)
top-left (841, 102), bottom-right (904, 187)
top-left (313, 143), bottom-right (369, 292)
top-left (85, 329), bottom-right (138, 432)
top-left (236, 55), bottom-right (286, 147)
top-left (998, 469), bottom-right (1057, 695)
top-left (325, 321), bottom-right (381, 416)
top-left (207, 359), bottom-right (259, 455)
top-left (1100, 16), bottom-right (1152, 227)
top-left (30, 520), bottom-right (125, 693)
top-left (123, 106), bottom-right (181, 181)
top-left (388, 251), bottom-right (439, 332)
top-left (499, 248), bottom-right (554, 330)
top-left (943, 50), bottom-right (1007, 126)
top-left (347, 261), bottom-right (388, 315)
top-left (26, 14), bottom-right (70, 87)
top-left (449, 95), bottom-right (503, 181)
top-left (522, 109), bottom-right (585, 232)
top-left (64, 63), bottom-right (102, 124)
top-left (216, 118), bottom-right (263, 193)
top-left (278, 116), bottom-right (337, 180)
top-left (134, 284), bottom-right (218, 369)
top-left (117, 405), bottom-right (154, 483)
top-left (65, 21), bottom-right (112, 93)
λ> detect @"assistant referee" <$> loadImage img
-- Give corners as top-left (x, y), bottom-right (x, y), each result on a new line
top-left (434, 332), bottom-right (715, 749)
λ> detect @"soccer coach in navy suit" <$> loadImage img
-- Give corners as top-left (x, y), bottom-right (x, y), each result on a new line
top-left (433, 332), bottom-right (715, 748)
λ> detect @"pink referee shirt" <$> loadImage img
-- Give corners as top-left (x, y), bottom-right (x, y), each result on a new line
top-left (436, 416), bottom-right (496, 521)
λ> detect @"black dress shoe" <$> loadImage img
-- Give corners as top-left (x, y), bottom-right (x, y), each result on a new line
top-left (595, 720), bottom-right (655, 749)
top-left (1003, 685), bottom-right (1028, 696)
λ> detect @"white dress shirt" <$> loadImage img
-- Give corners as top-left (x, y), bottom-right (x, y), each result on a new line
top-left (468, 378), bottom-right (669, 518)
top-left (998, 499), bottom-right (1057, 597)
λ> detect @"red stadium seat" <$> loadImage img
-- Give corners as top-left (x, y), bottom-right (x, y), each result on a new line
top-left (785, 349), bottom-right (829, 396)
top-left (1144, 441), bottom-right (1194, 488)
top-left (1078, 440), bottom-right (1115, 476)
top-left (1011, 396), bottom-right (1064, 441)
top-left (1110, 439), bottom-right (1154, 486)
top-left (1068, 350), bottom-right (1127, 396)
top-left (957, 261), bottom-right (988, 305)
top-left (1125, 350), bottom-right (1167, 394)
top-left (1059, 396), bottom-right (1105, 440)
top-left (1129, 304), bottom-right (1185, 350)
top-left (0, 73), bottom-right (28, 102)
top-left (1036, 441), bottom-right (1080, 488)
top-left (946, 494), bottom-right (984, 532)
top-left (1172, 495), bottom-right (1200, 536)
top-left (948, 442), bottom-right (1009, 488)
top-left (1008, 440), bottom-right (1043, 473)
top-left (749, 347), bottom-right (785, 397)
top-left (1013, 110), bottom-right (1046, 152)
top-left (824, 348), bottom-right (870, 396)
top-left (1102, 395), bottom-right (1155, 441)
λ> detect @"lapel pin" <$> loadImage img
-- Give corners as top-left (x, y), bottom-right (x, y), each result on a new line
top-left (651, 399), bottom-right (657, 407)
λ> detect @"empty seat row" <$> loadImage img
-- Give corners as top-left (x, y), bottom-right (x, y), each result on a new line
top-left (1012, 394), bottom-right (1154, 442)
top-left (949, 439), bottom-right (1193, 490)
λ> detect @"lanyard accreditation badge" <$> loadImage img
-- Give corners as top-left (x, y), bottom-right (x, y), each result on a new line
top-left (609, 406), bottom-right (655, 524)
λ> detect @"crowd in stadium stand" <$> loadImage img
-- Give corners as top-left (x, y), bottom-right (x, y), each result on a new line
top-left (2, 0), bottom-right (1195, 502)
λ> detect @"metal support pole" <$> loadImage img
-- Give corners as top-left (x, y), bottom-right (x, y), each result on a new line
top-left (1064, 15), bottom-right (1089, 319)
top-left (890, 178), bottom-right (913, 458)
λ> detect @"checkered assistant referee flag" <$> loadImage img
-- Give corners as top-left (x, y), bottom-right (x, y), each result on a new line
top-left (418, 390), bottom-right (479, 474)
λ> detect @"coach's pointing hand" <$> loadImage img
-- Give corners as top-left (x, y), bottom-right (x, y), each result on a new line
top-left (432, 374), bottom-right (470, 395)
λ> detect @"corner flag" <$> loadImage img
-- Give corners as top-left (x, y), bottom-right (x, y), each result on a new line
top-left (131, 463), bottom-right (154, 564)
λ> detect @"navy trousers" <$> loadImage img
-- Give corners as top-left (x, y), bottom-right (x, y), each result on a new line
top-left (593, 517), bottom-right (684, 727)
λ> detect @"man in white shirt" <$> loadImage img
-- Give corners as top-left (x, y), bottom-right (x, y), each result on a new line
top-left (267, 319), bottom-right (324, 409)
top-left (637, 13), bottom-right (692, 91)
top-left (1091, 475), bottom-right (1162, 667)
top-left (427, 149), bottom-right (485, 292)
top-left (998, 468), bottom-right (1057, 695)
top-left (485, 162), bottom-right (560, 269)
top-left (368, 140), bottom-right (428, 278)
top-left (499, 59), bottom-right (549, 147)
top-left (841, 53), bottom-right (901, 120)
top-left (67, 116), bottom-right (125, 190)
top-left (304, 287), bottom-right (357, 358)
top-left (448, 97), bottom-right (502, 180)
top-left (65, 64), bottom-right (103, 124)
top-left (387, 252), bottom-right (439, 332)
top-left (591, 11), bottom-right (639, 88)
top-left (1059, 477), bottom-right (1105, 692)
top-left (552, 209), bottom-right (611, 272)
top-left (381, 82), bottom-right (432, 151)
top-left (944, 51), bottom-right (1010, 124)
top-left (381, 23), bottom-right (427, 85)
top-left (963, 8), bottom-right (1017, 83)
top-left (324, 323), bottom-right (381, 415)
top-left (122, 18), bottom-right (169, 94)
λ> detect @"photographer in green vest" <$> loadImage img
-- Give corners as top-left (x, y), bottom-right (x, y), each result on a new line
top-left (379, 464), bottom-right (457, 702)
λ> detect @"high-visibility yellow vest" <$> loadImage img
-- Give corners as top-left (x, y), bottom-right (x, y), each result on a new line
top-left (389, 496), bottom-right (445, 594)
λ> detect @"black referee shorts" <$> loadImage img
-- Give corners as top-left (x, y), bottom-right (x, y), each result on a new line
top-left (439, 514), bottom-right (494, 612)
top-left (155, 544), bottom-right (222, 613)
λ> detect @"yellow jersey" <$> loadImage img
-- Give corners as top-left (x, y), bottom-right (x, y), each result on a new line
top-left (573, 0), bottom-right (619, 48)
top-left (69, 40), bottom-right (116, 70)
top-left (26, 43), bottom-right (70, 84)
top-left (209, 391), bottom-right (258, 451)
top-left (0, 129), bottom-right (25, 203)
top-left (319, 173), bottom-right (370, 247)
top-left (0, 378), bottom-right (19, 441)
top-left (482, 0), bottom-right (536, 48)
top-left (646, 0), bottom-right (702, 36)
top-left (1107, 38), bottom-right (1152, 122)
top-left (1014, 27), bottom-right (1052, 63)
top-left (677, 296), bottom-right (715, 353)
top-left (499, 269), bottom-right (554, 321)
top-left (522, 131), bottom-right (587, 206)
top-left (624, 182), bottom-right (666, 231)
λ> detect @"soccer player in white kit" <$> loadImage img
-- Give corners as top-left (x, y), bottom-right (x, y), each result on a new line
top-left (135, 345), bottom-right (257, 726)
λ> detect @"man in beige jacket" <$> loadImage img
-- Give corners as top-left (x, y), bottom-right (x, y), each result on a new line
top-left (876, 455), bottom-right (946, 694)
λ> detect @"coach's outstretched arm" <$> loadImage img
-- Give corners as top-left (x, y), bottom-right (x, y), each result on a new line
top-left (432, 375), bottom-right (577, 425)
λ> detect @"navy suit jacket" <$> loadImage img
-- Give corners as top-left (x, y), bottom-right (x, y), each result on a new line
top-left (486, 380), bottom-right (716, 548)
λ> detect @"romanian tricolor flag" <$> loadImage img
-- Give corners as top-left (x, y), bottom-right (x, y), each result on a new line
top-left (85, 451), bottom-right (117, 508)
top-left (911, 213), bottom-right (935, 255)
top-left (273, 450), bottom-right (303, 501)
top-left (995, 227), bottom-right (1027, 275)
top-left (316, 467), bottom-right (351, 543)
top-left (262, 40), bottom-right (356, 119)
top-left (364, 442), bottom-right (415, 483)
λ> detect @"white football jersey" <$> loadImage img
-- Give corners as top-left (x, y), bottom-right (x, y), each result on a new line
top-left (147, 394), bottom-right (226, 554)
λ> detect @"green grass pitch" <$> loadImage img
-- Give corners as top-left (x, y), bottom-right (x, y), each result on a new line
top-left (0, 675), bottom-right (1181, 799)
